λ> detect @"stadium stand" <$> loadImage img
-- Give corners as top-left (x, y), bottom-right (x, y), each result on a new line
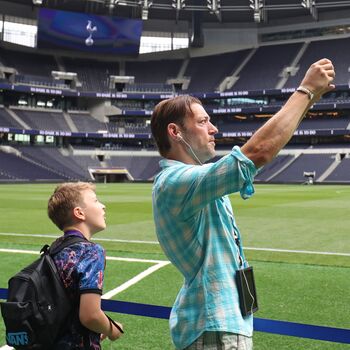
top-left (0, 172), bottom-right (12, 180)
top-left (69, 112), bottom-right (107, 132)
top-left (61, 57), bottom-right (119, 91)
top-left (184, 49), bottom-right (251, 92)
top-left (1, 4), bottom-right (350, 350)
top-left (0, 106), bottom-right (23, 128)
top-left (13, 108), bottom-right (70, 131)
top-left (284, 37), bottom-right (350, 88)
top-left (232, 43), bottom-right (303, 90)
top-left (0, 20), bottom-right (349, 183)
top-left (298, 117), bottom-right (350, 130)
top-left (0, 148), bottom-right (67, 181)
top-left (269, 154), bottom-right (335, 183)
top-left (254, 155), bottom-right (295, 182)
top-left (125, 59), bottom-right (182, 85)
top-left (16, 146), bottom-right (89, 180)
top-left (323, 156), bottom-right (350, 182)
top-left (216, 119), bottom-right (263, 132)
top-left (0, 48), bottom-right (58, 77)
top-left (107, 155), bottom-right (160, 180)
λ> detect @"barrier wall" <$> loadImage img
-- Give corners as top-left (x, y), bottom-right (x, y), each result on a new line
top-left (1, 288), bottom-right (349, 345)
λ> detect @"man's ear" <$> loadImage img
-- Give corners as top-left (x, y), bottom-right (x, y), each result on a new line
top-left (167, 123), bottom-right (181, 142)
top-left (73, 207), bottom-right (85, 221)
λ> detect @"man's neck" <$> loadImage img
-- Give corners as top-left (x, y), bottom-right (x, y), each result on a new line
top-left (166, 149), bottom-right (198, 165)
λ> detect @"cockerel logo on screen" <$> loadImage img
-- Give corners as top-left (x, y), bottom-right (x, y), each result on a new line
top-left (85, 20), bottom-right (97, 46)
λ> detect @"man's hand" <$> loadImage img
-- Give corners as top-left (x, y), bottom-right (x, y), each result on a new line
top-left (299, 58), bottom-right (335, 100)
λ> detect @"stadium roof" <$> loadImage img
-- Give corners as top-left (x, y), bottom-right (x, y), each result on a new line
top-left (4, 0), bottom-right (350, 27)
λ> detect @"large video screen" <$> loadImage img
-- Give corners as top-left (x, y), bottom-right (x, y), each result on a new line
top-left (37, 8), bottom-right (142, 55)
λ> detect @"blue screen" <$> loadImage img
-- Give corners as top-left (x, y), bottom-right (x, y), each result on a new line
top-left (37, 8), bottom-right (142, 55)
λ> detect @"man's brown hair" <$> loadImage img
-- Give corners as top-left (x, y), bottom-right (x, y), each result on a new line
top-left (151, 95), bottom-right (202, 157)
top-left (47, 182), bottom-right (96, 230)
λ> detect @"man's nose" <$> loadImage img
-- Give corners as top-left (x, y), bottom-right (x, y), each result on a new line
top-left (209, 122), bottom-right (218, 134)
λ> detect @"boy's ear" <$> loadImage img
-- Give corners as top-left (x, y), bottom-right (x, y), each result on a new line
top-left (73, 207), bottom-right (85, 221)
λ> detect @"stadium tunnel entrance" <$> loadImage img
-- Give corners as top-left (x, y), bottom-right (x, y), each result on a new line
top-left (89, 167), bottom-right (134, 183)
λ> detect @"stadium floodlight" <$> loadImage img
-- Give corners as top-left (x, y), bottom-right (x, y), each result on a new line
top-left (207, 0), bottom-right (221, 21)
top-left (301, 0), bottom-right (312, 9)
top-left (142, 8), bottom-right (149, 20)
top-left (139, 0), bottom-right (153, 20)
top-left (107, 0), bottom-right (129, 10)
top-left (32, 0), bottom-right (43, 5)
top-left (249, 0), bottom-right (266, 23)
top-left (301, 0), bottom-right (317, 20)
top-left (107, 0), bottom-right (115, 10)
top-left (172, 0), bottom-right (185, 22)
top-left (172, 0), bottom-right (185, 10)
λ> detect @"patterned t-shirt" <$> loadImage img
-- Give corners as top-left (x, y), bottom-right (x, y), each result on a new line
top-left (52, 231), bottom-right (106, 350)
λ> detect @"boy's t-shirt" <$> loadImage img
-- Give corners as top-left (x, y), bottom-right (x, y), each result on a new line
top-left (53, 232), bottom-right (106, 350)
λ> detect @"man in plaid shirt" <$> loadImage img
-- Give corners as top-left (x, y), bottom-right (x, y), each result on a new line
top-left (151, 59), bottom-right (334, 350)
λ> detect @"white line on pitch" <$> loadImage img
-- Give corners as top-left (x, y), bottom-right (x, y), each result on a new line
top-left (107, 256), bottom-right (168, 264)
top-left (102, 261), bottom-right (170, 300)
top-left (245, 247), bottom-right (350, 257)
top-left (94, 237), bottom-right (158, 244)
top-left (0, 248), bottom-right (168, 264)
top-left (0, 232), bottom-right (349, 257)
top-left (0, 232), bottom-right (159, 244)
top-left (0, 248), bottom-right (38, 255)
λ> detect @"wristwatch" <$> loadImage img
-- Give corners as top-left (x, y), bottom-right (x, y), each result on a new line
top-left (296, 86), bottom-right (314, 100)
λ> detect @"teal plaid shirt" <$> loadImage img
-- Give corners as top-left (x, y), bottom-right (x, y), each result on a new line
top-left (152, 146), bottom-right (257, 350)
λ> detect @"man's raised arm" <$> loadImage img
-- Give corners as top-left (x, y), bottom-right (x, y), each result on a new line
top-left (241, 58), bottom-right (335, 168)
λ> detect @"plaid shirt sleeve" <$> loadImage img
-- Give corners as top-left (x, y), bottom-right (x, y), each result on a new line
top-left (158, 146), bottom-right (257, 220)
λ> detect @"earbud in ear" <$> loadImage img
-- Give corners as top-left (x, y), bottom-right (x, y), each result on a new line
top-left (176, 133), bottom-right (183, 141)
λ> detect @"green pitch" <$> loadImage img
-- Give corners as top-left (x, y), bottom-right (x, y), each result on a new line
top-left (0, 183), bottom-right (349, 349)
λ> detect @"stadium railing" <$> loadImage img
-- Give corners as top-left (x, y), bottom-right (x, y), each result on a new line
top-left (0, 288), bottom-right (349, 344)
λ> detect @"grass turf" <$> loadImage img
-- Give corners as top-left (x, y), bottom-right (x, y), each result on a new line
top-left (0, 183), bottom-right (349, 349)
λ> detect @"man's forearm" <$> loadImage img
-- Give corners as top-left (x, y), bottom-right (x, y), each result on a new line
top-left (241, 91), bottom-right (313, 168)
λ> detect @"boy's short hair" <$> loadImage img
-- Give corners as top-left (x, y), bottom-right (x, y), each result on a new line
top-left (48, 182), bottom-right (96, 230)
top-left (151, 95), bottom-right (202, 157)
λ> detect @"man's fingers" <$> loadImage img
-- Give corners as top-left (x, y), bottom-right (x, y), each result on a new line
top-left (316, 58), bottom-right (332, 65)
top-left (319, 61), bottom-right (335, 82)
top-left (326, 68), bottom-right (335, 79)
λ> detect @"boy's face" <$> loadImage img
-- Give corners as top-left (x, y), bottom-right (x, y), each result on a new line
top-left (79, 189), bottom-right (106, 234)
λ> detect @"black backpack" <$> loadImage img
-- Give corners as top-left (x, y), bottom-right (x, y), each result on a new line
top-left (1, 235), bottom-right (85, 350)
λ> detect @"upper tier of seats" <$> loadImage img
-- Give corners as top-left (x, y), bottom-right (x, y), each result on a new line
top-left (284, 37), bottom-right (350, 88)
top-left (1, 36), bottom-right (349, 93)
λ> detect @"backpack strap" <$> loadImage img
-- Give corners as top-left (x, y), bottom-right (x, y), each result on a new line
top-left (42, 235), bottom-right (88, 256)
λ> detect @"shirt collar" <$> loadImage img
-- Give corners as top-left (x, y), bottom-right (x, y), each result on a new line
top-left (63, 229), bottom-right (85, 239)
top-left (159, 158), bottom-right (185, 169)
